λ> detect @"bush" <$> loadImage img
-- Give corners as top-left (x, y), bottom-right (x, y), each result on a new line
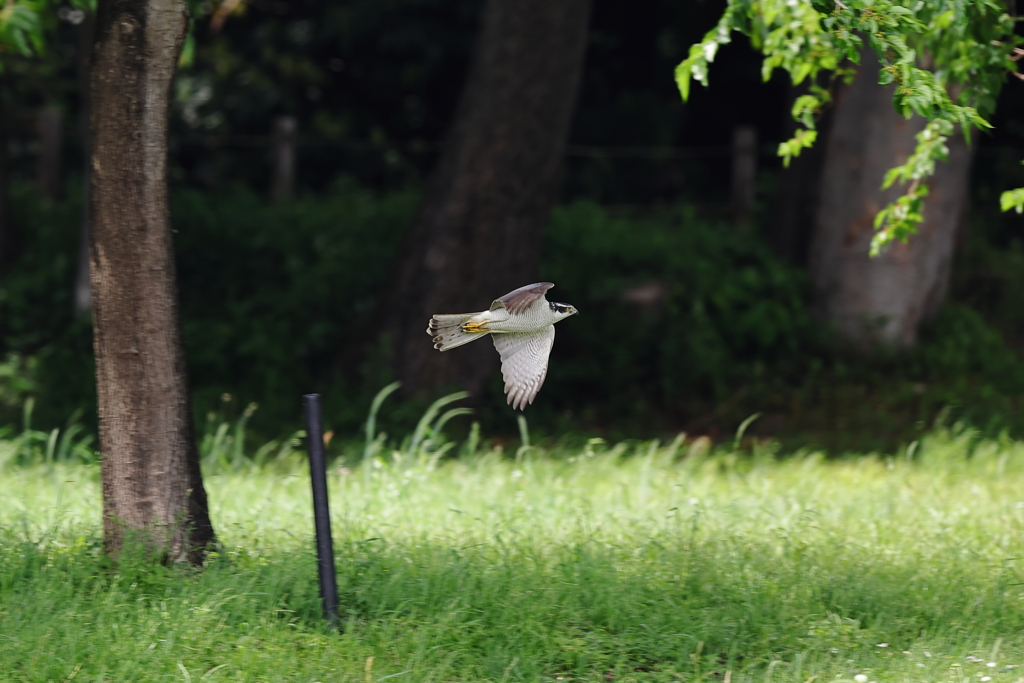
top-left (173, 179), bottom-right (418, 432)
top-left (4, 180), bottom-right (1024, 449)
top-left (537, 202), bottom-right (817, 426)
top-left (0, 180), bottom-right (419, 435)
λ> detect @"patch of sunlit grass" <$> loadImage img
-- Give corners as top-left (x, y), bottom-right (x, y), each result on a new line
top-left (4, 426), bottom-right (1024, 681)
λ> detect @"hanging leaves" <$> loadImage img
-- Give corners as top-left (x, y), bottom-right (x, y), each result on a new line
top-left (676, 0), bottom-right (1022, 253)
top-left (0, 0), bottom-right (96, 71)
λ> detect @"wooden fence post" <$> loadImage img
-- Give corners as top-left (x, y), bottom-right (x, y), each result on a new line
top-left (271, 115), bottom-right (297, 204)
top-left (731, 125), bottom-right (757, 227)
top-left (38, 105), bottom-right (63, 201)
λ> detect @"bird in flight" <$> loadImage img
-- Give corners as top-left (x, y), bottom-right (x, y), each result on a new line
top-left (426, 282), bottom-right (578, 410)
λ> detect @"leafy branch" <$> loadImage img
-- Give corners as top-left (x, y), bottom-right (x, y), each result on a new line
top-left (0, 0), bottom-right (95, 71)
top-left (0, 0), bottom-right (47, 61)
top-left (676, 0), bottom-right (1020, 253)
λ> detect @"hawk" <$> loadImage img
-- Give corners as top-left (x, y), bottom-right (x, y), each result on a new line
top-left (426, 282), bottom-right (578, 410)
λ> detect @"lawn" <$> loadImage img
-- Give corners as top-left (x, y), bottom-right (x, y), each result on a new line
top-left (3, 425), bottom-right (1024, 682)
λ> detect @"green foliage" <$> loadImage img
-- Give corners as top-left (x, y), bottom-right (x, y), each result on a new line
top-left (0, 0), bottom-right (93, 68)
top-left (778, 127), bottom-right (817, 167)
top-left (0, 180), bottom-right (421, 434)
top-left (676, 0), bottom-right (1020, 253)
top-left (8, 181), bottom-right (1024, 447)
top-left (1000, 185), bottom-right (1024, 213)
top-left (1, 182), bottom-right (822, 437)
top-left (171, 180), bottom-right (418, 431)
top-left (0, 186), bottom-right (93, 431)
top-left (0, 0), bottom-right (48, 62)
top-left (0, 353), bottom-right (36, 410)
top-left (6, 430), bottom-right (1024, 678)
top-left (0, 400), bottom-right (94, 469)
top-left (915, 305), bottom-right (1024, 390)
top-left (541, 202), bottom-right (818, 419)
top-left (541, 203), bottom-right (1024, 446)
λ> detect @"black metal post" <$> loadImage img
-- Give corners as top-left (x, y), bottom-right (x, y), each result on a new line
top-left (303, 393), bottom-right (339, 626)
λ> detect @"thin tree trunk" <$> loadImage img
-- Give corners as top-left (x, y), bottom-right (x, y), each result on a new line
top-left (731, 125), bottom-right (757, 227)
top-left (0, 84), bottom-right (21, 274)
top-left (384, 0), bottom-right (592, 397)
top-left (270, 115), bottom-right (296, 204)
top-left (74, 11), bottom-right (96, 317)
top-left (90, 0), bottom-right (214, 562)
top-left (809, 51), bottom-right (972, 348)
top-left (37, 105), bottom-right (63, 202)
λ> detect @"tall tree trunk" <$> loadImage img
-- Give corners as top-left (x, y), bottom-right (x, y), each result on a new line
top-left (731, 125), bottom-right (757, 228)
top-left (809, 52), bottom-right (972, 348)
top-left (0, 84), bottom-right (22, 274)
top-left (383, 0), bottom-right (592, 397)
top-left (74, 12), bottom-right (96, 317)
top-left (37, 105), bottom-right (63, 202)
top-left (90, 0), bottom-right (214, 562)
top-left (270, 115), bottom-right (296, 204)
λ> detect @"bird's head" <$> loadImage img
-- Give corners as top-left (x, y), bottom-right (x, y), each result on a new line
top-left (549, 301), bottom-right (579, 320)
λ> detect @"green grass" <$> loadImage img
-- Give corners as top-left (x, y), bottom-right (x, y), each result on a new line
top-left (4, 426), bottom-right (1024, 682)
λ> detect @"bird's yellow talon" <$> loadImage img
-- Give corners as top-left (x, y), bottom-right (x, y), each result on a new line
top-left (461, 322), bottom-right (489, 333)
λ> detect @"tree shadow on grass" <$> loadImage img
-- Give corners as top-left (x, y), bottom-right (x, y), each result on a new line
top-left (2, 526), bottom-right (1016, 681)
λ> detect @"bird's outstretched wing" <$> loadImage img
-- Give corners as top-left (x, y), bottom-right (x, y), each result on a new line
top-left (490, 282), bottom-right (554, 314)
top-left (492, 326), bottom-right (556, 410)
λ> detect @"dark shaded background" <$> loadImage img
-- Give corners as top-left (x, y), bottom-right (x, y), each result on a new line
top-left (2, 0), bottom-right (1024, 452)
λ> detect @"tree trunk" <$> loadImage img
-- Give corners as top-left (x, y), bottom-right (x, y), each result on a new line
top-left (0, 84), bottom-right (21, 274)
top-left (731, 125), bottom-right (757, 228)
top-left (384, 0), bottom-right (592, 397)
top-left (74, 12), bottom-right (96, 317)
top-left (809, 52), bottom-right (972, 348)
top-left (270, 115), bottom-right (296, 204)
top-left (90, 0), bottom-right (214, 562)
top-left (37, 105), bottom-right (63, 202)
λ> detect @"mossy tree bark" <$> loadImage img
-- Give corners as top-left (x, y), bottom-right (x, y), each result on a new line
top-left (383, 0), bottom-right (592, 398)
top-left (809, 52), bottom-right (972, 349)
top-left (89, 0), bottom-right (214, 562)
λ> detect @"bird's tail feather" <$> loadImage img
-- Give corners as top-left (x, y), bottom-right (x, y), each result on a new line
top-left (427, 312), bottom-right (489, 351)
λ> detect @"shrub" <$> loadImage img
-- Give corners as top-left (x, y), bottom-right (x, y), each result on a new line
top-left (3, 180), bottom-right (1024, 449)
